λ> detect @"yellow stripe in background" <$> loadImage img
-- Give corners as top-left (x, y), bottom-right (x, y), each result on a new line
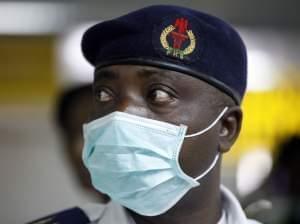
top-left (225, 87), bottom-right (300, 164)
top-left (0, 36), bottom-right (57, 105)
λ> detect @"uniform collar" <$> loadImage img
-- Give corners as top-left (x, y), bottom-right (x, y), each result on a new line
top-left (220, 185), bottom-right (249, 223)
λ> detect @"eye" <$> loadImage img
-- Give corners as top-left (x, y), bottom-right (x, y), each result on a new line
top-left (95, 89), bottom-right (113, 102)
top-left (148, 89), bottom-right (174, 103)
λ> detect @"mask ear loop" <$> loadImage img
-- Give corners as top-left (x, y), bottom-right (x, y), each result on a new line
top-left (184, 107), bottom-right (229, 138)
top-left (194, 153), bottom-right (220, 181)
top-left (183, 107), bottom-right (228, 181)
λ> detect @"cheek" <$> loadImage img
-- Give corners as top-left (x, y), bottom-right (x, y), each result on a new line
top-left (173, 101), bottom-right (221, 177)
top-left (178, 130), bottom-right (219, 178)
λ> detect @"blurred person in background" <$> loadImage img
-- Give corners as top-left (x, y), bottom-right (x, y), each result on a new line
top-left (243, 135), bottom-right (300, 224)
top-left (55, 84), bottom-right (110, 203)
top-left (27, 85), bottom-right (110, 224)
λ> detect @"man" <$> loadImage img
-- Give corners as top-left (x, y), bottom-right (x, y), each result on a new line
top-left (55, 84), bottom-right (110, 203)
top-left (28, 4), bottom-right (261, 224)
top-left (243, 135), bottom-right (300, 223)
top-left (27, 86), bottom-right (111, 224)
top-left (80, 4), bottom-right (261, 224)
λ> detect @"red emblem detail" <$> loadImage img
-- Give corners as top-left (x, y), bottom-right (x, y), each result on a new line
top-left (171, 18), bottom-right (189, 49)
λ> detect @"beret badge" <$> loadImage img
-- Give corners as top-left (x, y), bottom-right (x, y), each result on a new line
top-left (160, 18), bottom-right (196, 60)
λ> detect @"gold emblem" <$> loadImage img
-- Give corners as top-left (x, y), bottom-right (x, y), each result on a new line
top-left (160, 18), bottom-right (196, 59)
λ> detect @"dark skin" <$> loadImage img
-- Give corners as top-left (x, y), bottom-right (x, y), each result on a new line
top-left (92, 64), bottom-right (242, 224)
top-left (59, 91), bottom-right (110, 203)
top-left (63, 91), bottom-right (94, 190)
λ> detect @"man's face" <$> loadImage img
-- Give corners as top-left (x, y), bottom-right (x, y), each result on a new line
top-left (93, 65), bottom-right (225, 178)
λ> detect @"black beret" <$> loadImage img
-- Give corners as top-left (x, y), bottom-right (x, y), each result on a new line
top-left (81, 5), bottom-right (247, 104)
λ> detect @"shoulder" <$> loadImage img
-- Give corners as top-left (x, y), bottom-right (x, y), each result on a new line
top-left (26, 207), bottom-right (90, 224)
top-left (26, 202), bottom-right (128, 224)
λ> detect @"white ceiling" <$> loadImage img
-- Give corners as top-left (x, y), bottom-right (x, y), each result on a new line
top-left (0, 0), bottom-right (299, 34)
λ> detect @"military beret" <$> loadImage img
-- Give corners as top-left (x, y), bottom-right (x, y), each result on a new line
top-left (81, 5), bottom-right (247, 104)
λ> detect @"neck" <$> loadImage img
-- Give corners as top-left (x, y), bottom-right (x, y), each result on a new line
top-left (129, 161), bottom-right (222, 224)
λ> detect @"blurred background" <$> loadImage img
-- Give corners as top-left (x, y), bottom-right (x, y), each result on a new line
top-left (0, 1), bottom-right (299, 223)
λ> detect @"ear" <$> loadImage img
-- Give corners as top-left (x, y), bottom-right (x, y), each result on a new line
top-left (218, 106), bottom-right (243, 153)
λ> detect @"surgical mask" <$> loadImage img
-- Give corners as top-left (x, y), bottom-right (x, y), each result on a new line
top-left (82, 107), bottom-right (228, 216)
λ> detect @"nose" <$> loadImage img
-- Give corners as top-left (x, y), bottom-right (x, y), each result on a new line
top-left (117, 95), bottom-right (148, 117)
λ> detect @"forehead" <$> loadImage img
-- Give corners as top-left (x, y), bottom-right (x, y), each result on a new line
top-left (94, 64), bottom-right (216, 91)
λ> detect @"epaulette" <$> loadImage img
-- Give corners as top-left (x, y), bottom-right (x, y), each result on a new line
top-left (26, 207), bottom-right (90, 224)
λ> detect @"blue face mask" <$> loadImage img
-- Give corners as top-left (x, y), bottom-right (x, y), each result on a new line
top-left (82, 107), bottom-right (228, 216)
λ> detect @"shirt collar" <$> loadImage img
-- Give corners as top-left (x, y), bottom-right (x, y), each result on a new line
top-left (220, 185), bottom-right (251, 224)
